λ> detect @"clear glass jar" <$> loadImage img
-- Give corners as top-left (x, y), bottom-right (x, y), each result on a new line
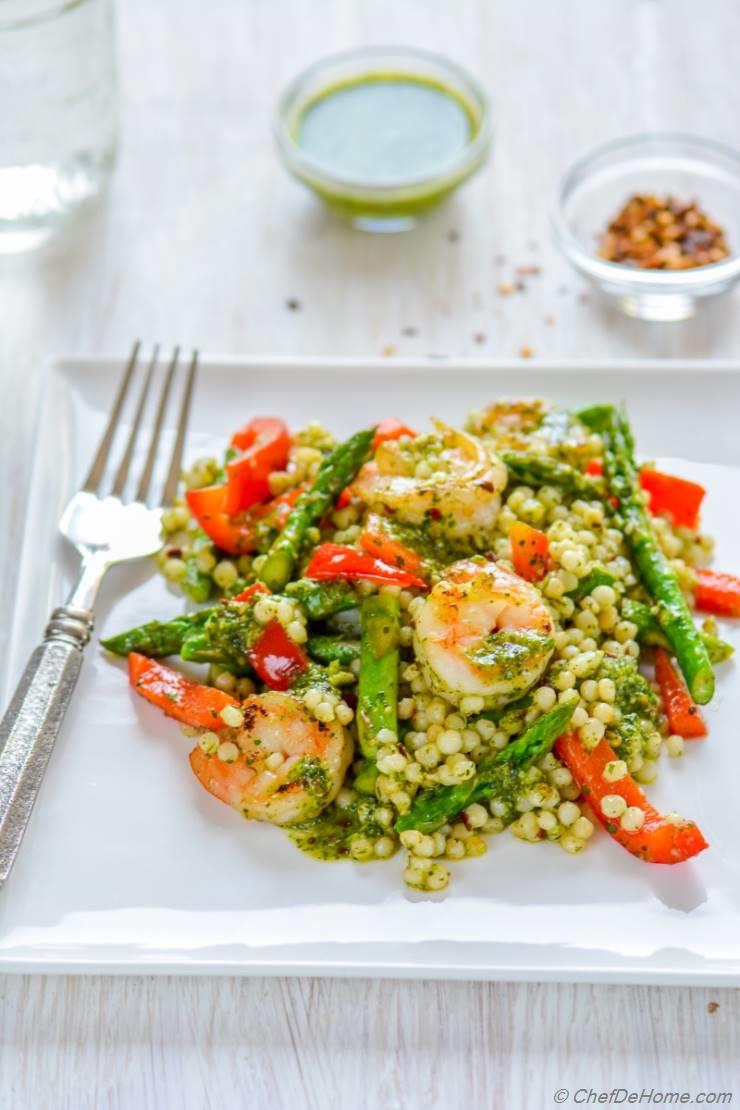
top-left (0, 0), bottom-right (118, 252)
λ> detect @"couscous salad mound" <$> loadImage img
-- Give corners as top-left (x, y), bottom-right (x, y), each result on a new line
top-left (103, 402), bottom-right (738, 891)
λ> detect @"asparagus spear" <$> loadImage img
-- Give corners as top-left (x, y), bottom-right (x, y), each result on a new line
top-left (101, 610), bottom-right (211, 657)
top-left (285, 578), bottom-right (358, 620)
top-left (579, 404), bottom-right (714, 705)
top-left (353, 759), bottom-right (380, 796)
top-left (259, 427), bottom-right (375, 592)
top-left (307, 636), bottom-right (361, 666)
top-left (568, 565), bottom-right (616, 601)
top-left (396, 702), bottom-right (576, 834)
top-left (622, 598), bottom-right (734, 664)
top-left (500, 451), bottom-right (602, 498)
top-left (357, 594), bottom-right (400, 760)
top-left (178, 630), bottom-right (235, 665)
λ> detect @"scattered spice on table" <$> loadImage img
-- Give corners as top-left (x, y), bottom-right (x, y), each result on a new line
top-left (498, 280), bottom-right (514, 296)
top-left (544, 313), bottom-right (556, 326)
top-left (707, 1001), bottom-right (720, 1014)
top-left (447, 229), bottom-right (460, 243)
top-left (381, 345), bottom-right (397, 357)
top-left (401, 325), bottom-right (418, 337)
top-left (516, 264), bottom-right (541, 277)
top-left (473, 332), bottom-right (486, 344)
top-left (285, 297), bottom-right (302, 311)
top-left (598, 194), bottom-right (730, 269)
top-left (519, 344), bottom-right (534, 358)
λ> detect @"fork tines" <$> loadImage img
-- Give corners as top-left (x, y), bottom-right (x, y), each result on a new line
top-left (83, 343), bottom-right (198, 507)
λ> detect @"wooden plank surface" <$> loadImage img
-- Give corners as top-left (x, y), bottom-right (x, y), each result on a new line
top-left (1, 1), bottom-right (739, 1106)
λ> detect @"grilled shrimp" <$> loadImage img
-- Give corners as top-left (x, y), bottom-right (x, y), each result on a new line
top-left (468, 399), bottom-right (594, 463)
top-left (467, 399), bottom-right (554, 446)
top-left (354, 419), bottom-right (507, 543)
top-left (412, 557), bottom-right (555, 710)
top-left (189, 691), bottom-right (352, 825)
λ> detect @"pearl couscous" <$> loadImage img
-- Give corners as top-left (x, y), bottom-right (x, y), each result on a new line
top-left (105, 398), bottom-right (733, 892)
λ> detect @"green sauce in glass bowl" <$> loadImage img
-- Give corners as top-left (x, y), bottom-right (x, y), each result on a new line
top-left (274, 47), bottom-right (491, 232)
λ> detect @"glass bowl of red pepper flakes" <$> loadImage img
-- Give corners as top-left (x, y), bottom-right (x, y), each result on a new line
top-left (553, 133), bottom-right (740, 321)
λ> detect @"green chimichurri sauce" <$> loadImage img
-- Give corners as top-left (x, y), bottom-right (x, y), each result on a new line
top-left (298, 75), bottom-right (476, 185)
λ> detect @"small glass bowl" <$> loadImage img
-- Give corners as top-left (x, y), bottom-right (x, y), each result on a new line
top-left (553, 133), bottom-right (740, 321)
top-left (274, 45), bottom-right (491, 233)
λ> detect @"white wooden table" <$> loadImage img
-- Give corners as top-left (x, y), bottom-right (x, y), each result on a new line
top-left (2, 1), bottom-right (739, 1106)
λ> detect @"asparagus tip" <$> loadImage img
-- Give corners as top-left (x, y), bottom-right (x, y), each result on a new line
top-left (259, 549), bottom-right (293, 593)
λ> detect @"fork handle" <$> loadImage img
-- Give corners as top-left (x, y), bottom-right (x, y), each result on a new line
top-left (0, 607), bottom-right (93, 888)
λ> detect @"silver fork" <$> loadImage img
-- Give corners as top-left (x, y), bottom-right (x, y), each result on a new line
top-left (0, 342), bottom-right (198, 888)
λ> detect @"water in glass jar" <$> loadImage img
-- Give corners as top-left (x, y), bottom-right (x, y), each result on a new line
top-left (0, 0), bottom-right (118, 252)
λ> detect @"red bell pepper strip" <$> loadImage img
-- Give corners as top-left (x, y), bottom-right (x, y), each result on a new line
top-left (231, 415), bottom-right (289, 453)
top-left (654, 648), bottom-right (707, 739)
top-left (225, 417), bottom-right (291, 516)
top-left (584, 460), bottom-right (704, 530)
top-left (373, 418), bottom-right (416, 450)
top-left (186, 485), bottom-right (302, 557)
top-left (359, 514), bottom-right (425, 577)
top-left (640, 468), bottom-right (705, 530)
top-left (186, 485), bottom-right (257, 555)
top-left (248, 621), bottom-right (307, 691)
top-left (554, 734), bottom-right (708, 864)
top-left (128, 653), bottom-right (239, 729)
top-left (693, 567), bottom-right (740, 618)
top-left (510, 522), bottom-right (549, 582)
top-left (304, 543), bottom-right (428, 589)
top-left (231, 582), bottom-right (269, 603)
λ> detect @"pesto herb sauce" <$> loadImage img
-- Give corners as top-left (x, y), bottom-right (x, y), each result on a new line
top-left (599, 657), bottom-right (660, 763)
top-left (199, 602), bottom-right (263, 668)
top-left (287, 799), bottom-right (395, 862)
top-left (298, 75), bottom-right (476, 186)
top-left (468, 630), bottom-right (553, 680)
top-left (370, 512), bottom-right (465, 572)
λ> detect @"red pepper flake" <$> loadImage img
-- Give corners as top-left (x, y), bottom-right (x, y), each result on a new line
top-left (599, 194), bottom-right (730, 269)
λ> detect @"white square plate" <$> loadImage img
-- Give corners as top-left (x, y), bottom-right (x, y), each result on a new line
top-left (2, 355), bottom-right (740, 983)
